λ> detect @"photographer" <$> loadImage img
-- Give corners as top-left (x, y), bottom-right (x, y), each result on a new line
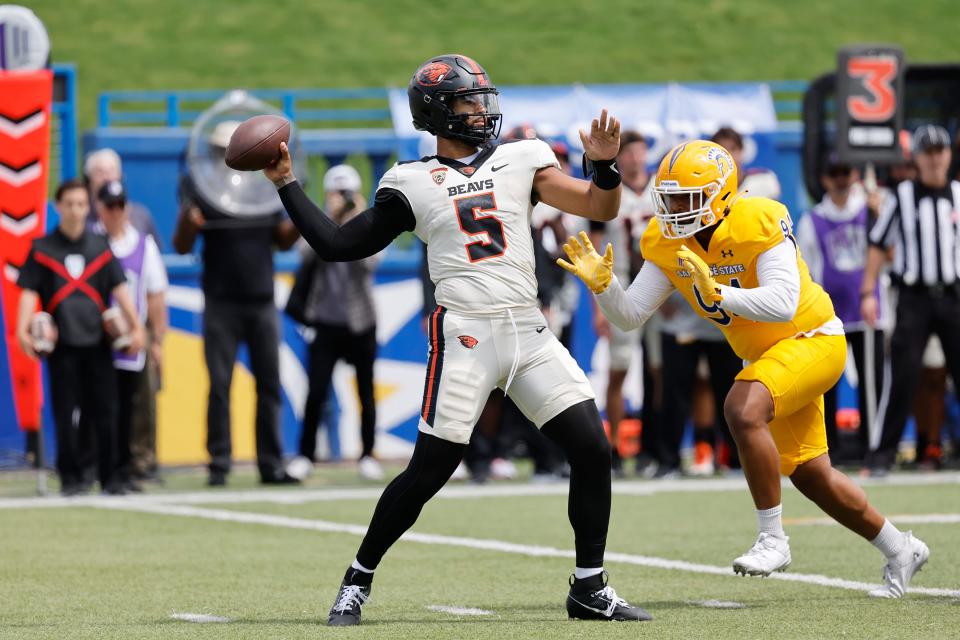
top-left (286, 165), bottom-right (382, 479)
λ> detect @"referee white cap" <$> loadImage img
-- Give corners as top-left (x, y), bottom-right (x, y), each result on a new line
top-left (912, 124), bottom-right (951, 154)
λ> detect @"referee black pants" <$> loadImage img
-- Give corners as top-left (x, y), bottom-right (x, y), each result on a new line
top-left (300, 323), bottom-right (377, 461)
top-left (48, 345), bottom-right (118, 490)
top-left (658, 333), bottom-right (741, 471)
top-left (869, 286), bottom-right (960, 469)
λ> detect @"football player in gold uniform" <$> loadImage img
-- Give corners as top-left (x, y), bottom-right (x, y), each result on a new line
top-left (559, 140), bottom-right (928, 598)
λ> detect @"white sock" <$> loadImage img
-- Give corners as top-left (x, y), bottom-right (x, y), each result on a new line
top-left (574, 566), bottom-right (604, 580)
top-left (757, 504), bottom-right (785, 538)
top-left (351, 558), bottom-right (374, 574)
top-left (871, 519), bottom-right (905, 559)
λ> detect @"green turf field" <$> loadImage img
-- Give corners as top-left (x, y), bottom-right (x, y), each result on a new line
top-left (27, 0), bottom-right (960, 130)
top-left (2, 469), bottom-right (958, 639)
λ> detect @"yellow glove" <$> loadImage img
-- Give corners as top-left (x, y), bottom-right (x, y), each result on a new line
top-left (677, 244), bottom-right (722, 302)
top-left (556, 230), bottom-right (614, 294)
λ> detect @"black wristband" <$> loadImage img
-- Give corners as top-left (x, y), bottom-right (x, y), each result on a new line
top-left (582, 156), bottom-right (621, 190)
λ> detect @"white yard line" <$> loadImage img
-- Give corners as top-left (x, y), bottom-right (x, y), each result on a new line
top-left (786, 513), bottom-right (960, 526)
top-left (170, 613), bottom-right (231, 623)
top-left (2, 470), bottom-right (958, 510)
top-left (93, 500), bottom-right (960, 600)
top-left (689, 599), bottom-right (747, 609)
top-left (425, 605), bottom-right (493, 616)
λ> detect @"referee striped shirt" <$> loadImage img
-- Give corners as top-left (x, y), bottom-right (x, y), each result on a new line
top-left (868, 179), bottom-right (960, 286)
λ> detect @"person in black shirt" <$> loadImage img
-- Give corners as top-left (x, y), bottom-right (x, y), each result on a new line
top-left (173, 135), bottom-right (300, 487)
top-left (862, 125), bottom-right (960, 474)
top-left (16, 179), bottom-right (144, 496)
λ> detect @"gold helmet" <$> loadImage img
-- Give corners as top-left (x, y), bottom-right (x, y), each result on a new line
top-left (652, 140), bottom-right (738, 239)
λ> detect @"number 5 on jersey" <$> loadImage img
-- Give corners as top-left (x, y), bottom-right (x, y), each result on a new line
top-left (454, 192), bottom-right (507, 262)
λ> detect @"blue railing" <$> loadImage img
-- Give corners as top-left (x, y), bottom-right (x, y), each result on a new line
top-left (768, 79), bottom-right (808, 119)
top-left (98, 87), bottom-right (393, 128)
top-left (97, 82), bottom-right (809, 130)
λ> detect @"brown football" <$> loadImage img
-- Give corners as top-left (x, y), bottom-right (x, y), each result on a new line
top-left (224, 114), bottom-right (291, 171)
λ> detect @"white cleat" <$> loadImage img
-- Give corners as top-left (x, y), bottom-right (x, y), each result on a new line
top-left (868, 531), bottom-right (930, 598)
top-left (688, 459), bottom-right (715, 477)
top-left (732, 533), bottom-right (792, 577)
top-left (490, 457), bottom-right (518, 480)
top-left (358, 456), bottom-right (385, 481)
top-left (285, 455), bottom-right (313, 481)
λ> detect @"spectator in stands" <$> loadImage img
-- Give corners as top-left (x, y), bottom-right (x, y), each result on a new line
top-left (172, 122), bottom-right (300, 487)
top-left (711, 127), bottom-right (781, 200)
top-left (286, 165), bottom-right (383, 481)
top-left (589, 131), bottom-right (649, 477)
top-left (16, 179), bottom-right (144, 495)
top-left (863, 125), bottom-right (960, 475)
top-left (84, 148), bottom-right (162, 249)
top-left (796, 153), bottom-right (882, 464)
top-left (93, 180), bottom-right (168, 491)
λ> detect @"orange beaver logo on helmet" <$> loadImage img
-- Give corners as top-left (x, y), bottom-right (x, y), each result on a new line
top-left (416, 62), bottom-right (453, 86)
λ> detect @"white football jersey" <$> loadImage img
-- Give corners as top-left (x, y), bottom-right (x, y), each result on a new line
top-left (379, 139), bottom-right (559, 314)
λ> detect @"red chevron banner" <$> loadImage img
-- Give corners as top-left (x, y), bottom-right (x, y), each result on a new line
top-left (0, 69), bottom-right (52, 431)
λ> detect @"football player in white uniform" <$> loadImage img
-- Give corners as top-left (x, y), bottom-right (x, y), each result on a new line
top-left (264, 54), bottom-right (652, 625)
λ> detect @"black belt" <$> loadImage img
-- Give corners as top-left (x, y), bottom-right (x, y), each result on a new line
top-left (898, 281), bottom-right (960, 298)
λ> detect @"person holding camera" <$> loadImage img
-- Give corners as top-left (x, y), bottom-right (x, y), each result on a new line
top-left (16, 179), bottom-right (144, 495)
top-left (286, 165), bottom-right (382, 480)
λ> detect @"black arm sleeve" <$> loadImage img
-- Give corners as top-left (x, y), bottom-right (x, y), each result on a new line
top-left (278, 181), bottom-right (416, 262)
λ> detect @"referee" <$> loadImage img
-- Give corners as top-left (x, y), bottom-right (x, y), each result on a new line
top-left (861, 124), bottom-right (960, 474)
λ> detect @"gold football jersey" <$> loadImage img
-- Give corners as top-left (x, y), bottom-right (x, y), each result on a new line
top-left (640, 197), bottom-right (836, 362)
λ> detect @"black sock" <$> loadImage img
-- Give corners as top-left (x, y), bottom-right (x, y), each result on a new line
top-left (343, 567), bottom-right (373, 587)
top-left (571, 572), bottom-right (605, 593)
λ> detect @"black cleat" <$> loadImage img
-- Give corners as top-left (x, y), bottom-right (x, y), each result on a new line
top-left (207, 471), bottom-right (227, 487)
top-left (566, 572), bottom-right (652, 621)
top-left (327, 567), bottom-right (372, 626)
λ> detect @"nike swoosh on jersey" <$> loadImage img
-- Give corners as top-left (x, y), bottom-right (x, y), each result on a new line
top-left (535, 326), bottom-right (546, 333)
top-left (491, 164), bottom-right (509, 172)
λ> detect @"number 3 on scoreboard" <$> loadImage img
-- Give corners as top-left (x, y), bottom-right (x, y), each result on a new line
top-left (454, 192), bottom-right (507, 262)
top-left (847, 56), bottom-right (897, 123)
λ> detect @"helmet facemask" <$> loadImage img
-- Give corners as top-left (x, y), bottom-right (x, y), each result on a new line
top-left (438, 89), bottom-right (501, 144)
top-left (652, 178), bottom-right (727, 239)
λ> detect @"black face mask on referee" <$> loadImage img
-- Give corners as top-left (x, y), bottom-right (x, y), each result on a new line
top-left (860, 124), bottom-right (960, 473)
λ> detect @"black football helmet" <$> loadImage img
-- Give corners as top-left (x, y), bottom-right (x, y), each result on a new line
top-left (408, 54), bottom-right (502, 145)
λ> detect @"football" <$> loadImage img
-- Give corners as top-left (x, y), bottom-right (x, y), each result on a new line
top-left (29, 311), bottom-right (58, 357)
top-left (224, 114), bottom-right (291, 171)
top-left (102, 307), bottom-right (131, 350)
